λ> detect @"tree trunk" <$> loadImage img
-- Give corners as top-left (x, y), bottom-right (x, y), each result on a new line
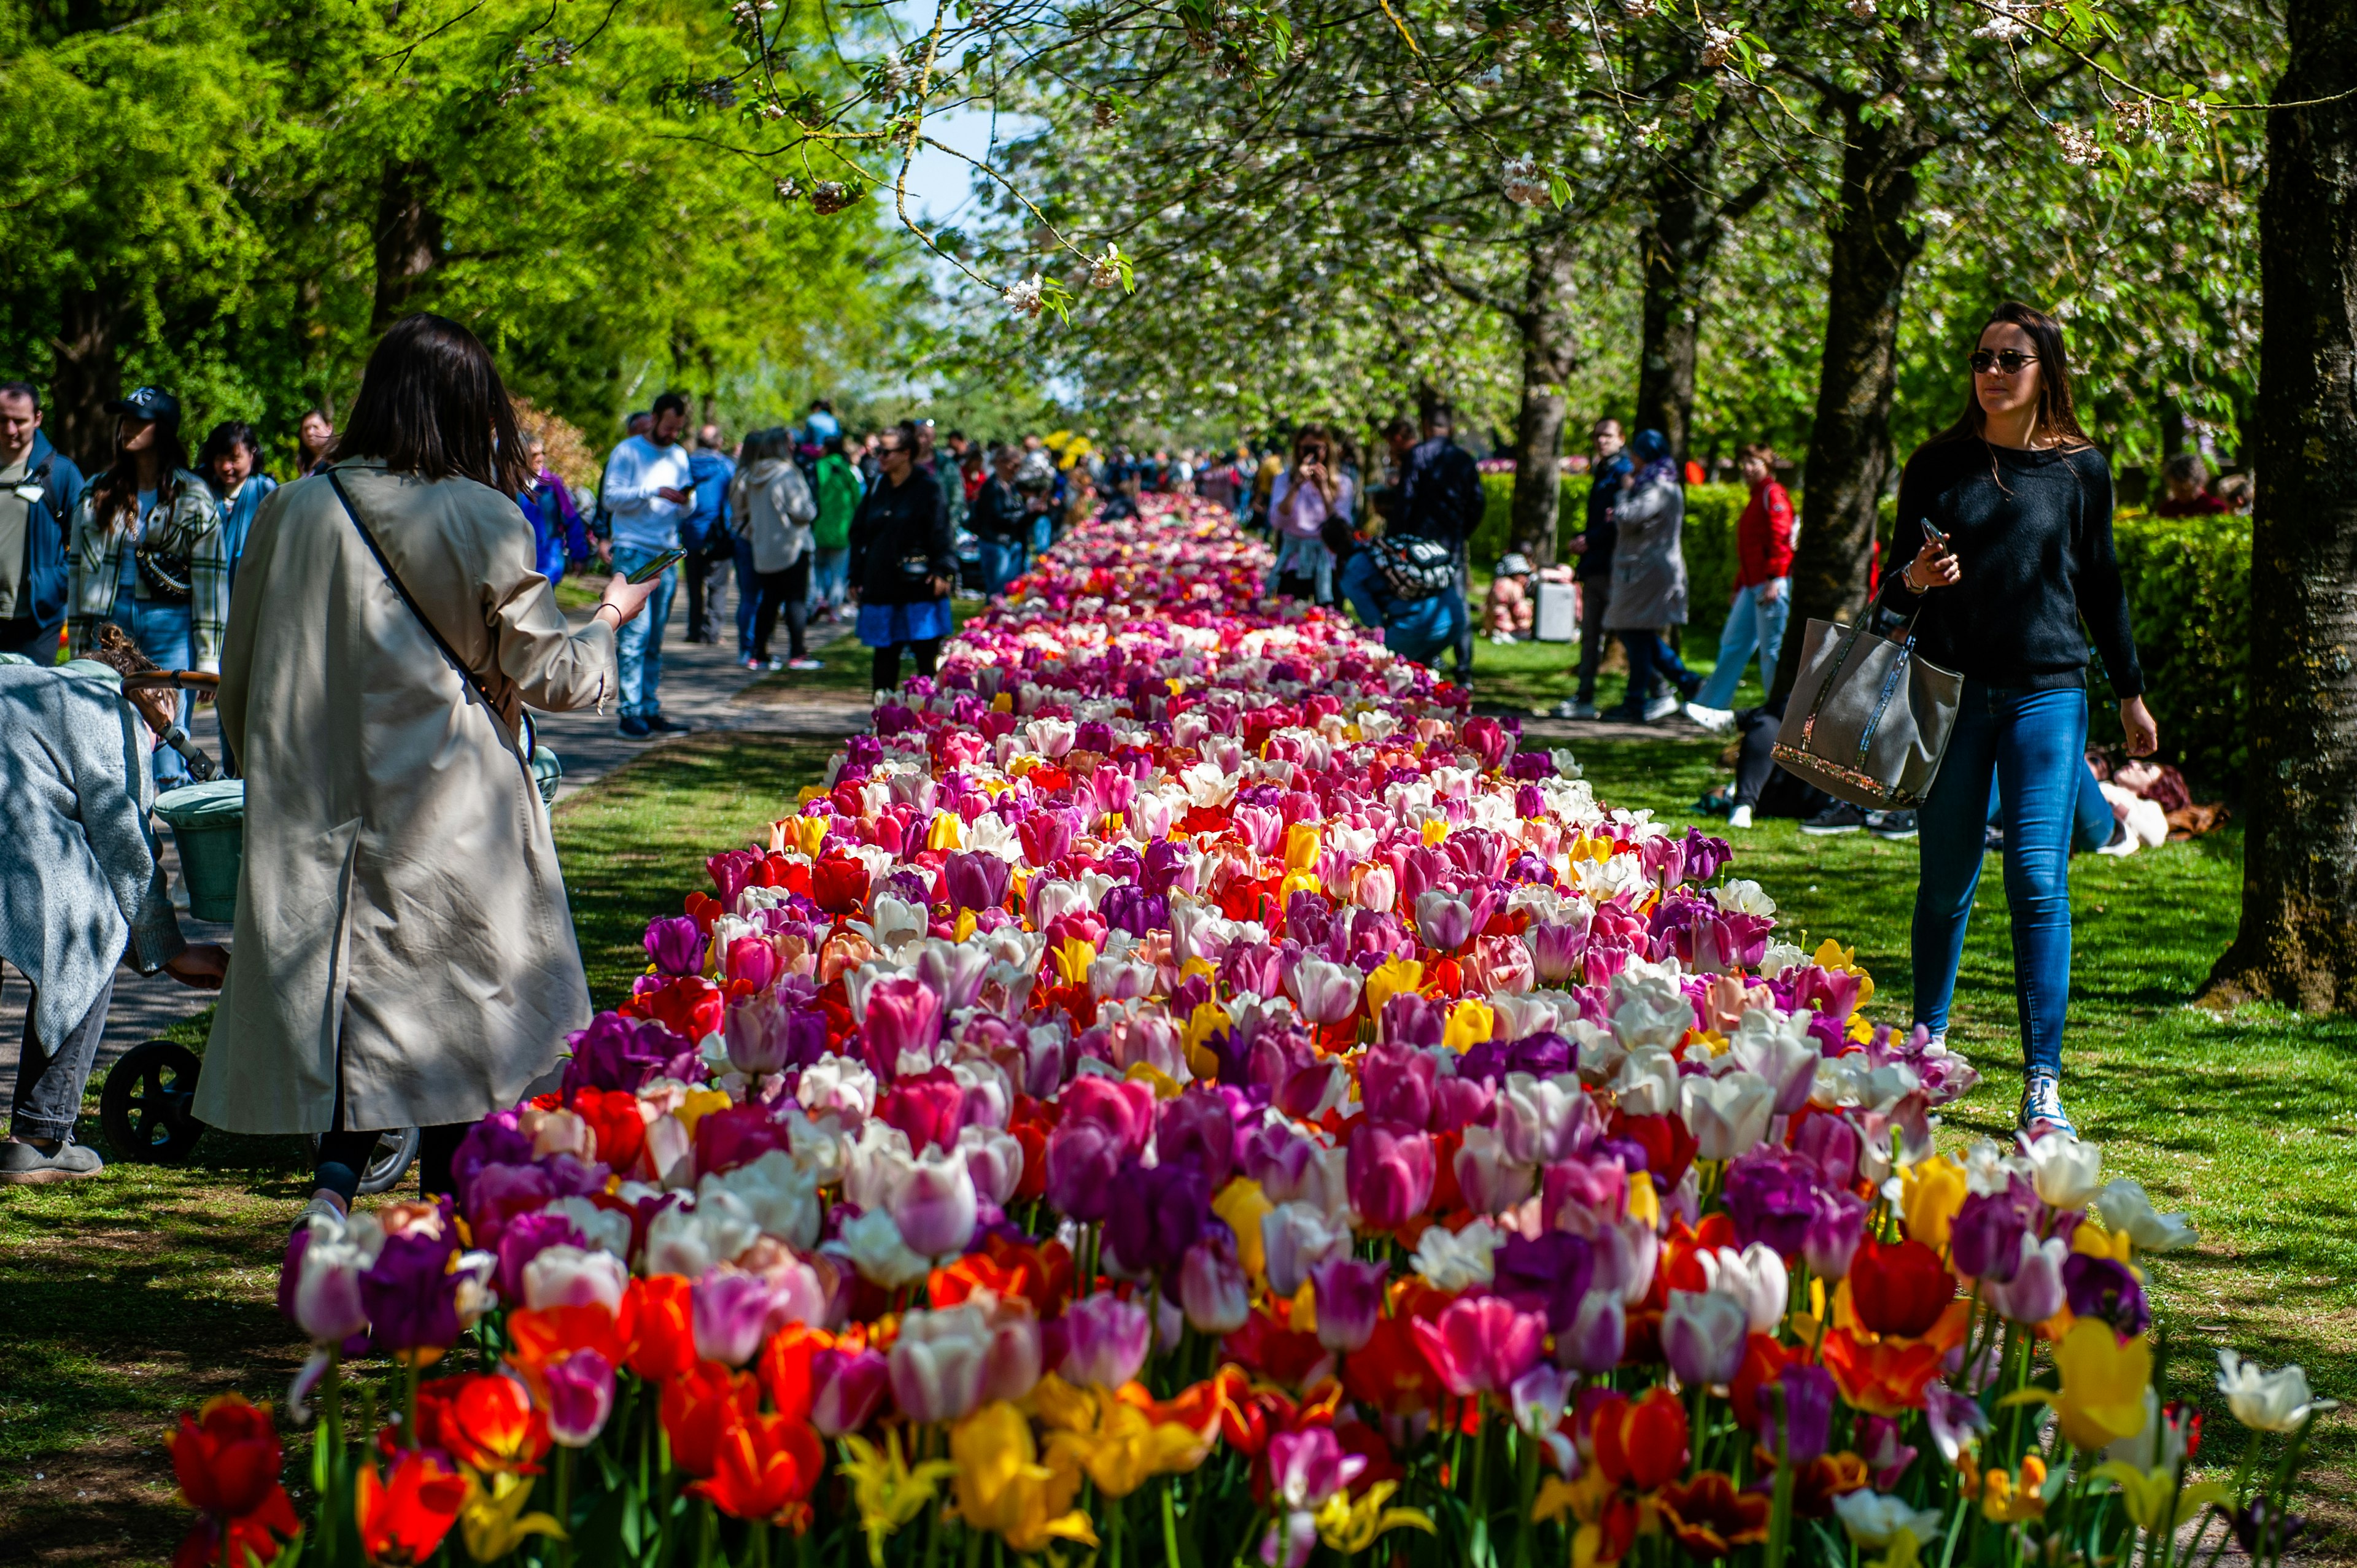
top-left (1507, 234), bottom-right (1582, 565)
top-left (371, 160), bottom-right (444, 333)
top-left (1633, 105), bottom-right (1775, 460)
top-left (2200, 0), bottom-right (2357, 1013)
top-left (47, 289), bottom-right (120, 471)
top-left (1768, 96), bottom-right (1935, 703)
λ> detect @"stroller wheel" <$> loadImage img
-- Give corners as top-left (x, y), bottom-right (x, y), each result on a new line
top-left (100, 1040), bottom-right (206, 1164)
top-left (356, 1128), bottom-right (422, 1195)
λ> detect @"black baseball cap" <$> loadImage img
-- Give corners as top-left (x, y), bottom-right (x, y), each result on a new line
top-left (105, 386), bottom-right (180, 422)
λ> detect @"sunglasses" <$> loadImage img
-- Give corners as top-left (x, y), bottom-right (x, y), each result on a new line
top-left (1968, 349), bottom-right (2040, 374)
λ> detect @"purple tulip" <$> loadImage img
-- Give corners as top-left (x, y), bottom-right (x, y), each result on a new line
top-left (496, 1210), bottom-right (587, 1305)
top-left (1102, 1159), bottom-right (1209, 1277)
top-left (1060, 1292), bottom-right (1151, 1389)
top-left (1493, 1230), bottom-right (1596, 1335)
top-left (1661, 1289), bottom-right (1748, 1386)
top-left (1043, 1119), bottom-right (1124, 1223)
top-left (1760, 1362), bottom-right (1837, 1461)
top-left (360, 1231), bottom-right (463, 1359)
top-left (546, 1348), bottom-right (616, 1447)
top-left (2062, 1254), bottom-right (2151, 1335)
top-left (1345, 1123), bottom-right (1436, 1232)
top-left (1310, 1257), bottom-right (1389, 1354)
top-left (1156, 1091), bottom-right (1238, 1191)
top-left (1792, 1113), bottom-right (1862, 1189)
top-left (1557, 1289), bottom-right (1626, 1373)
top-left (1380, 992), bottom-right (1445, 1049)
top-left (944, 851), bottom-right (1013, 914)
top-left (644, 915), bottom-right (708, 977)
top-left (1175, 1225), bottom-right (1252, 1335)
top-left (562, 1012), bottom-right (701, 1097)
top-left (811, 1346), bottom-right (891, 1435)
top-left (1525, 921), bottom-right (1588, 986)
top-left (1359, 1041), bottom-right (1436, 1130)
top-left (1950, 1186), bottom-right (2035, 1283)
top-left (1984, 1237), bottom-right (2067, 1326)
top-left (1802, 1188), bottom-right (1870, 1280)
top-left (1266, 1426), bottom-right (1365, 1510)
top-left (1722, 1146), bottom-right (1826, 1261)
top-left (447, 1112), bottom-right (535, 1214)
top-left (692, 1269), bottom-right (783, 1368)
top-left (1413, 888), bottom-right (1493, 955)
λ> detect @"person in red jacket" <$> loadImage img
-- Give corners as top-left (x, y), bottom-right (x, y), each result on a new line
top-left (1685, 442), bottom-right (1794, 730)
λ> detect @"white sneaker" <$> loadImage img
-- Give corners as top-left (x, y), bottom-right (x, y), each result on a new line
top-left (1727, 805), bottom-right (1754, 829)
top-left (1491, 631), bottom-right (1517, 646)
top-left (2019, 1073), bottom-right (2076, 1138)
top-left (1642, 693), bottom-right (1681, 722)
top-left (2095, 821), bottom-right (2139, 857)
top-left (1552, 698), bottom-right (1600, 720)
top-left (1684, 702), bottom-right (1736, 733)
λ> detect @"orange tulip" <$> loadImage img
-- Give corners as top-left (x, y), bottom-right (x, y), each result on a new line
top-left (1821, 1327), bottom-right (1951, 1418)
top-left (507, 1302), bottom-right (629, 1402)
top-left (432, 1373), bottom-right (551, 1476)
top-left (627, 1275), bottom-right (700, 1383)
top-left (663, 1362), bottom-right (763, 1478)
top-left (759, 1323), bottom-right (824, 1425)
top-left (354, 1450), bottom-right (470, 1566)
top-left (689, 1409), bottom-right (827, 1526)
top-left (1658, 1472), bottom-right (1770, 1558)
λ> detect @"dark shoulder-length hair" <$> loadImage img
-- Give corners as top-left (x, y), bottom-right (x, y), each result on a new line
top-left (1922, 300), bottom-right (2092, 452)
top-left (90, 408), bottom-right (192, 535)
top-left (330, 313), bottom-right (530, 493)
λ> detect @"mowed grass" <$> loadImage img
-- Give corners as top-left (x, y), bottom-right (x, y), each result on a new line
top-left (3, 707), bottom-right (2352, 1560)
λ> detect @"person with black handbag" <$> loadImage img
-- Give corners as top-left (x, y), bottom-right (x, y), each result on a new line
top-left (1886, 301), bottom-right (2159, 1139)
top-left (65, 386), bottom-right (226, 791)
top-left (848, 422), bottom-right (955, 692)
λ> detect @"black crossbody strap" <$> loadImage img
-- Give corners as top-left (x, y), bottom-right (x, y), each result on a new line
top-left (326, 469), bottom-right (537, 788)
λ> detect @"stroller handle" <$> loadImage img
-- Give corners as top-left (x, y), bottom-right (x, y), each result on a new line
top-left (122, 670), bottom-right (219, 693)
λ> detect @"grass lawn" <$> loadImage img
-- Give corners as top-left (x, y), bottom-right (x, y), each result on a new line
top-left (3, 706), bottom-right (2351, 1561)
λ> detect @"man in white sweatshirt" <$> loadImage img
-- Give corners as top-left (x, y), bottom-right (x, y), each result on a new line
top-left (601, 391), bottom-right (696, 737)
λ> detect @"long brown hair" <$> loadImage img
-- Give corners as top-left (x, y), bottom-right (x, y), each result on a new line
top-left (88, 412), bottom-right (191, 538)
top-left (1291, 423), bottom-right (1338, 504)
top-left (330, 313), bottom-right (530, 492)
top-left (1924, 300), bottom-right (2092, 452)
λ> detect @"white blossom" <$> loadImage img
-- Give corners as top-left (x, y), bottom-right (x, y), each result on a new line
top-left (1003, 271), bottom-right (1047, 318)
top-left (1500, 155), bottom-right (1550, 206)
top-left (1699, 21), bottom-right (1741, 69)
top-left (2050, 122), bottom-right (2104, 166)
top-left (1972, 6), bottom-right (2030, 41)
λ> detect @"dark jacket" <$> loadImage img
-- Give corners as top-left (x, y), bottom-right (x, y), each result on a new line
top-left (1397, 437), bottom-right (1483, 544)
top-left (1577, 452), bottom-right (1630, 581)
top-left (849, 468), bottom-right (954, 606)
top-left (10, 431), bottom-right (85, 631)
top-left (966, 474), bottom-right (1035, 543)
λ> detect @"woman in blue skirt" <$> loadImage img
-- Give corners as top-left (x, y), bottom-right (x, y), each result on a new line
top-left (849, 421), bottom-right (956, 692)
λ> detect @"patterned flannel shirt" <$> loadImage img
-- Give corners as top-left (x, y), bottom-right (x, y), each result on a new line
top-left (66, 466), bottom-right (230, 671)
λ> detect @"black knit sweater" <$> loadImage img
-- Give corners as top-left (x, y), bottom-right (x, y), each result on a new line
top-left (1885, 439), bottom-right (2145, 698)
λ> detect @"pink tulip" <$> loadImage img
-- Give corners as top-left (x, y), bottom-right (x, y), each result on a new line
top-left (1310, 1257), bottom-right (1388, 1354)
top-left (1411, 1294), bottom-right (1547, 1397)
top-left (1287, 956), bottom-right (1363, 1027)
top-left (1059, 1291), bottom-right (1151, 1389)
top-left (811, 1345), bottom-right (891, 1435)
top-left (545, 1348), bottom-right (616, 1448)
top-left (692, 1269), bottom-right (785, 1368)
top-left (1346, 1122), bottom-right (1436, 1231)
top-left (864, 976), bottom-right (942, 1065)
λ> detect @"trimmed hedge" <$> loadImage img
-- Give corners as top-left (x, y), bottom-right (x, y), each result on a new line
top-left (1473, 472), bottom-right (2249, 794)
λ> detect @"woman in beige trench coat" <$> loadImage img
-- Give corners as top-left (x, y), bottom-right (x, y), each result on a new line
top-left (195, 314), bottom-right (656, 1216)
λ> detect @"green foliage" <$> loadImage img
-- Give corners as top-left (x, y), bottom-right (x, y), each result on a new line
top-left (2099, 511), bottom-right (2251, 797)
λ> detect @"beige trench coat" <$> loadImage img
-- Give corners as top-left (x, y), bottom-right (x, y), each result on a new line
top-left (1601, 474), bottom-right (1689, 630)
top-left (197, 462), bottom-right (616, 1134)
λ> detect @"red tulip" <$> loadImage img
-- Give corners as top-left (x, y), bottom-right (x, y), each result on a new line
top-left (567, 1086), bottom-right (649, 1172)
top-left (424, 1372), bottom-right (550, 1476)
top-left (662, 1362), bottom-right (762, 1478)
top-left (1591, 1388), bottom-right (1689, 1494)
top-left (810, 855), bottom-right (870, 914)
top-left (689, 1409), bottom-right (826, 1525)
top-left (168, 1395), bottom-right (301, 1568)
top-left (626, 1275), bottom-right (700, 1383)
top-left (354, 1450), bottom-right (469, 1566)
top-left (758, 1323), bottom-right (822, 1425)
top-left (1849, 1238), bottom-right (1956, 1339)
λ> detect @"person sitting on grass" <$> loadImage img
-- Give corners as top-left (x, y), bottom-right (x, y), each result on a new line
top-left (0, 625), bottom-right (228, 1184)
top-left (2152, 452), bottom-right (2229, 518)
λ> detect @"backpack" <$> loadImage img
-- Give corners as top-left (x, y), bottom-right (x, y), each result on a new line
top-left (1369, 534), bottom-right (1458, 601)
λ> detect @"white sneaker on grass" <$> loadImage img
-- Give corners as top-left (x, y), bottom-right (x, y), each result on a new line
top-left (1642, 693), bottom-right (1681, 722)
top-left (1684, 701), bottom-right (1736, 733)
top-left (1727, 805), bottom-right (1754, 829)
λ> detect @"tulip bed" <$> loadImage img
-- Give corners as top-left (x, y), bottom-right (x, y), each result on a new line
top-left (168, 496), bottom-right (2329, 1568)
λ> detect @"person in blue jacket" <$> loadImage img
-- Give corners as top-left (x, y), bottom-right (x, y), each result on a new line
top-left (517, 434), bottom-right (591, 584)
top-left (199, 420), bottom-right (277, 596)
top-left (0, 380), bottom-right (86, 659)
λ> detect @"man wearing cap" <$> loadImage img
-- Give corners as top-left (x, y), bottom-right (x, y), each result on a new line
top-left (0, 380), bottom-right (84, 658)
top-left (64, 385), bottom-right (227, 790)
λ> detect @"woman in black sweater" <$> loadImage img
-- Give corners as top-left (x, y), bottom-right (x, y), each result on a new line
top-left (1889, 301), bottom-right (2159, 1139)
top-left (849, 422), bottom-right (956, 692)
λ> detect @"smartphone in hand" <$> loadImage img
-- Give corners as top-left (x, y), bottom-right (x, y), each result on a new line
top-left (626, 549), bottom-right (686, 585)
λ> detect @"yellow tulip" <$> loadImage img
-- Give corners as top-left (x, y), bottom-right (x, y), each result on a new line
top-left (1900, 1156), bottom-right (1969, 1250)
top-left (2088, 1461), bottom-right (2227, 1533)
top-left (1279, 870), bottom-right (1324, 903)
top-left (673, 1086), bottom-right (733, 1140)
top-left (838, 1430), bottom-right (961, 1568)
top-left (1033, 1377), bottom-right (1213, 1499)
top-left (1420, 817), bottom-right (1450, 847)
top-left (1314, 1481), bottom-right (1435, 1554)
top-left (1977, 1454), bottom-right (2048, 1523)
top-left (1212, 1177), bottom-right (1273, 1285)
top-left (2073, 1224), bottom-right (2135, 1264)
top-left (953, 910), bottom-right (978, 944)
top-left (788, 814), bottom-right (830, 858)
top-left (1124, 1061), bottom-right (1183, 1100)
top-left (1363, 959), bottom-right (1425, 1022)
top-left (1051, 937), bottom-right (1098, 986)
top-left (950, 1402), bottom-right (1097, 1554)
top-left (2008, 1323), bottom-right (2155, 1451)
top-left (458, 1470), bottom-right (565, 1563)
top-left (1283, 822), bottom-right (1322, 873)
top-left (991, 692), bottom-right (1015, 713)
top-left (1443, 997), bottom-right (1496, 1053)
top-left (926, 812), bottom-right (963, 852)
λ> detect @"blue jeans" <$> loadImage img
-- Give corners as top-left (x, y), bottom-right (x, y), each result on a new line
top-left (1614, 630), bottom-right (1695, 713)
top-left (1340, 550), bottom-right (1466, 670)
top-left (811, 547), bottom-right (851, 612)
top-left (1693, 579), bottom-right (1790, 710)
top-left (612, 545), bottom-right (678, 719)
top-left (113, 597), bottom-right (192, 788)
top-left (1913, 682), bottom-right (2086, 1078)
top-left (981, 538), bottom-right (1028, 596)
top-left (732, 535), bottom-right (759, 659)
